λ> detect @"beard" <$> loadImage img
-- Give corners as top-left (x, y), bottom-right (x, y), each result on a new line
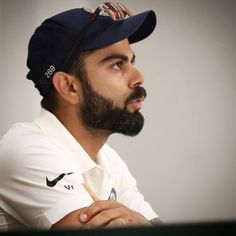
top-left (79, 78), bottom-right (147, 137)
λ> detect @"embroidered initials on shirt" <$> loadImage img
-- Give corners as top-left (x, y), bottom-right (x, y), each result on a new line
top-left (64, 184), bottom-right (74, 190)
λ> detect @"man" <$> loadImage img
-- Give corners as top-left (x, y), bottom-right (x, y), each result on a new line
top-left (0, 2), bottom-right (160, 230)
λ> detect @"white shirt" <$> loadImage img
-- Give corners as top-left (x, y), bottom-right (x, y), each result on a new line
top-left (0, 109), bottom-right (158, 230)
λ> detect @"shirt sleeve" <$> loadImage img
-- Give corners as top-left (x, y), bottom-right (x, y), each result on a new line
top-left (0, 130), bottom-right (93, 229)
top-left (102, 145), bottom-right (159, 221)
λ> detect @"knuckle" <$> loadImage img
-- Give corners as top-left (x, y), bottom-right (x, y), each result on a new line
top-left (93, 200), bottom-right (104, 208)
top-left (90, 202), bottom-right (100, 212)
top-left (99, 210), bottom-right (110, 219)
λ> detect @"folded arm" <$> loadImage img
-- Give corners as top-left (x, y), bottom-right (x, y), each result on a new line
top-left (52, 183), bottom-right (152, 229)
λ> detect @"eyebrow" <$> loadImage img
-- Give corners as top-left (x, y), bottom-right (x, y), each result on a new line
top-left (99, 52), bottom-right (136, 64)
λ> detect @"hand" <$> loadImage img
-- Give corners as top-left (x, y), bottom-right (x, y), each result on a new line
top-left (80, 183), bottom-right (151, 228)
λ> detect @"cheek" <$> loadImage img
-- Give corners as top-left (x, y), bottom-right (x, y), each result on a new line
top-left (86, 67), bottom-right (129, 107)
top-left (97, 85), bottom-right (125, 104)
top-left (100, 85), bottom-right (129, 108)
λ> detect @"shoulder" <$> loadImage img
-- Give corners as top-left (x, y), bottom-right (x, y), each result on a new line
top-left (0, 123), bottom-right (93, 228)
top-left (1, 122), bottom-right (63, 155)
top-left (0, 122), bottom-right (71, 175)
top-left (0, 122), bottom-right (43, 157)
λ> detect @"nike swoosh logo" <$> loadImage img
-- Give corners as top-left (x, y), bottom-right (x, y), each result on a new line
top-left (46, 172), bottom-right (74, 187)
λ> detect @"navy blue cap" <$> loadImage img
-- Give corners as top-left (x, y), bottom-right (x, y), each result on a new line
top-left (27, 7), bottom-right (156, 96)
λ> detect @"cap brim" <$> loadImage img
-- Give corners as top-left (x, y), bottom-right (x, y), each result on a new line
top-left (83, 10), bottom-right (156, 50)
top-left (127, 10), bottom-right (157, 44)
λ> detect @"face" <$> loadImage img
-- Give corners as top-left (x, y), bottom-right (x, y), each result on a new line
top-left (76, 39), bottom-right (147, 136)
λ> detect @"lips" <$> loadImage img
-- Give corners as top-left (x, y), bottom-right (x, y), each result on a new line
top-left (125, 87), bottom-right (147, 111)
top-left (127, 96), bottom-right (145, 111)
top-left (128, 96), bottom-right (145, 104)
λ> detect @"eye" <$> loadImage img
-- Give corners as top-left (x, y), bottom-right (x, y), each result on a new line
top-left (112, 61), bottom-right (123, 70)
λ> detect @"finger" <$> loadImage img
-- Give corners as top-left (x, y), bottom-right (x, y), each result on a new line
top-left (82, 183), bottom-right (99, 201)
top-left (106, 217), bottom-right (127, 228)
top-left (81, 207), bottom-right (122, 228)
top-left (80, 200), bottom-right (120, 223)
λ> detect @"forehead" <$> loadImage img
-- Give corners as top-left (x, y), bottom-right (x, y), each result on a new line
top-left (85, 38), bottom-right (133, 61)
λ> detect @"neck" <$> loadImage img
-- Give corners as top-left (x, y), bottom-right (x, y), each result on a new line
top-left (53, 107), bottom-right (109, 162)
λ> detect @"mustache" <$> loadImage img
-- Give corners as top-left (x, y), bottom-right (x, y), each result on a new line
top-left (125, 87), bottom-right (147, 105)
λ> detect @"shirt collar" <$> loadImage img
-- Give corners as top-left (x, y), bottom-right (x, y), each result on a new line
top-left (34, 108), bottom-right (97, 173)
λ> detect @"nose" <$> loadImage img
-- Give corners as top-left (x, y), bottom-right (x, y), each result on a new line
top-left (128, 67), bottom-right (144, 89)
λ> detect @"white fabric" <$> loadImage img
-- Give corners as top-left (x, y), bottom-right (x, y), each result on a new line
top-left (0, 109), bottom-right (158, 230)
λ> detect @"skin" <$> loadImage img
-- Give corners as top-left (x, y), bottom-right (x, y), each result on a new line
top-left (51, 39), bottom-right (151, 228)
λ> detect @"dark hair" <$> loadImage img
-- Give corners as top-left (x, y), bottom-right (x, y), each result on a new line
top-left (40, 51), bottom-right (91, 112)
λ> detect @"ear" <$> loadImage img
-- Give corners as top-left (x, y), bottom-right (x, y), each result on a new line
top-left (52, 72), bottom-right (80, 105)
